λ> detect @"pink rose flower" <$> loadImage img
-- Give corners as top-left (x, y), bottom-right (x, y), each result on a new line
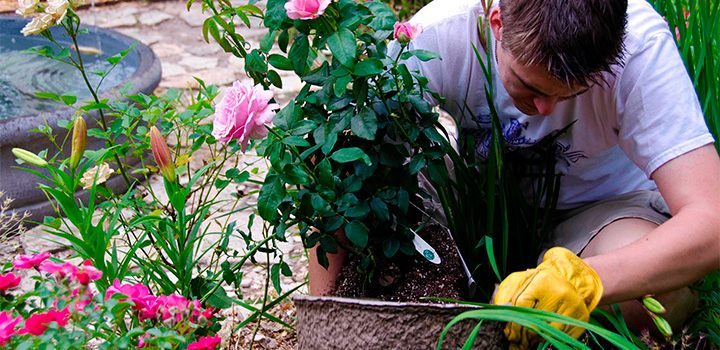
top-left (0, 273), bottom-right (20, 292)
top-left (212, 82), bottom-right (278, 151)
top-left (105, 280), bottom-right (159, 320)
top-left (284, 0), bottom-right (331, 20)
top-left (138, 332), bottom-right (151, 348)
top-left (38, 260), bottom-right (77, 279)
top-left (72, 260), bottom-right (102, 285)
top-left (20, 308), bottom-right (70, 336)
top-left (13, 252), bottom-right (51, 269)
top-left (156, 294), bottom-right (189, 323)
top-left (105, 279), bottom-right (151, 301)
top-left (187, 335), bottom-right (222, 350)
top-left (393, 21), bottom-right (422, 44)
top-left (0, 311), bottom-right (22, 345)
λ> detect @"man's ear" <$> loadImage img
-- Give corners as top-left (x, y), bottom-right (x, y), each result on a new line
top-left (489, 6), bottom-right (503, 42)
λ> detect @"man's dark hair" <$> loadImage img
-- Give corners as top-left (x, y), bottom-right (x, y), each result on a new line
top-left (498, 0), bottom-right (628, 86)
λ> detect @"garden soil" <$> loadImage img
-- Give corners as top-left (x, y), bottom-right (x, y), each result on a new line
top-left (332, 223), bottom-right (468, 302)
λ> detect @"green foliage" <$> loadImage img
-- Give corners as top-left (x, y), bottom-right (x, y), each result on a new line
top-left (19, 5), bottom-right (288, 320)
top-left (200, 0), bottom-right (449, 274)
top-left (436, 302), bottom-right (644, 350)
top-left (649, 0), bottom-right (720, 151)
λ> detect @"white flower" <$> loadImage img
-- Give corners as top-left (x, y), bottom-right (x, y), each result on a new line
top-left (80, 163), bottom-right (114, 189)
top-left (45, 0), bottom-right (69, 23)
top-left (15, 0), bottom-right (39, 17)
top-left (20, 13), bottom-right (54, 36)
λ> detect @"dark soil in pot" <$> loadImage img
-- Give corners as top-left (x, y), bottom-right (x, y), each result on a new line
top-left (331, 223), bottom-right (468, 302)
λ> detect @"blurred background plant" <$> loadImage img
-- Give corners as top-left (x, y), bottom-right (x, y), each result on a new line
top-left (649, 0), bottom-right (720, 344)
top-left (0, 192), bottom-right (27, 255)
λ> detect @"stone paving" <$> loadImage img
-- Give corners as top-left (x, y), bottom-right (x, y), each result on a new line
top-left (8, 1), bottom-right (305, 348)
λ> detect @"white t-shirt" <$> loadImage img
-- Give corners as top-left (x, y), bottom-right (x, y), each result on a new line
top-left (402, 0), bottom-right (714, 209)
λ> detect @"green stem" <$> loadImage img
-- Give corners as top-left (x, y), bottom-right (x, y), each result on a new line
top-left (65, 22), bottom-right (132, 187)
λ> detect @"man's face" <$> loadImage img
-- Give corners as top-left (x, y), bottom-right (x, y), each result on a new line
top-left (495, 44), bottom-right (590, 116)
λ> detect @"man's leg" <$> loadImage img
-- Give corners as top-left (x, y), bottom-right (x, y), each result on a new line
top-left (580, 218), bottom-right (699, 332)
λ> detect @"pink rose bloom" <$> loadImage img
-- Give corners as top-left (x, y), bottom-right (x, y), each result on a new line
top-left (157, 294), bottom-right (189, 323)
top-left (13, 252), bottom-right (51, 269)
top-left (393, 21), bottom-right (422, 44)
top-left (284, 0), bottom-right (331, 20)
top-left (20, 308), bottom-right (70, 336)
top-left (39, 260), bottom-right (77, 279)
top-left (189, 300), bottom-right (215, 324)
top-left (0, 273), bottom-right (20, 292)
top-left (138, 332), bottom-right (151, 348)
top-left (105, 279), bottom-right (151, 301)
top-left (212, 81), bottom-right (278, 151)
top-left (187, 335), bottom-right (222, 350)
top-left (72, 260), bottom-right (102, 285)
top-left (105, 280), bottom-right (159, 320)
top-left (0, 311), bottom-right (22, 345)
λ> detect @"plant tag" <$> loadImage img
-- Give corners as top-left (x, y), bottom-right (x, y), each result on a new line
top-left (411, 230), bottom-right (441, 264)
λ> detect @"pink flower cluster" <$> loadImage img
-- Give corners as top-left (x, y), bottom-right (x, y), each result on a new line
top-left (105, 280), bottom-right (215, 328)
top-left (0, 308), bottom-right (70, 344)
top-left (1, 253), bottom-right (220, 347)
top-left (212, 81), bottom-right (278, 151)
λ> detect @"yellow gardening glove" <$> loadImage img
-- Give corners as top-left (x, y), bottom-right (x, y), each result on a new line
top-left (493, 247), bottom-right (604, 350)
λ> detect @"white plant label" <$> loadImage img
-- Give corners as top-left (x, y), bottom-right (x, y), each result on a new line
top-left (411, 229), bottom-right (441, 264)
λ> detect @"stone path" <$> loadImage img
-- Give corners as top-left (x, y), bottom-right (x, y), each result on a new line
top-left (9, 1), bottom-right (306, 348)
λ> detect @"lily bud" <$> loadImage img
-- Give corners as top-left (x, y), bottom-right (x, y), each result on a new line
top-left (12, 148), bottom-right (48, 167)
top-left (70, 116), bottom-right (87, 169)
top-left (149, 126), bottom-right (176, 183)
top-left (642, 295), bottom-right (666, 314)
top-left (652, 314), bottom-right (673, 339)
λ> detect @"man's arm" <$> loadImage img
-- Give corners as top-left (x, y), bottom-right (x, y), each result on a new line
top-left (585, 144), bottom-right (720, 304)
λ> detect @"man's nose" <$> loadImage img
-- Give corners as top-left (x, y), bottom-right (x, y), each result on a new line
top-left (533, 96), bottom-right (558, 115)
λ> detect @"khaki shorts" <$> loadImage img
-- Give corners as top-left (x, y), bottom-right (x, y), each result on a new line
top-left (546, 190), bottom-right (672, 256)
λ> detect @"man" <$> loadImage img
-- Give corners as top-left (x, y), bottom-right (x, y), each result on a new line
top-left (311, 0), bottom-right (720, 347)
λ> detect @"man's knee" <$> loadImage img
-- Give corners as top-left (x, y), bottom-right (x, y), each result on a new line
top-left (580, 218), bottom-right (698, 333)
top-left (580, 218), bottom-right (658, 258)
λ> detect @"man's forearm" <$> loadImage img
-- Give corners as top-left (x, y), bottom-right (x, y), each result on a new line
top-left (585, 205), bottom-right (720, 305)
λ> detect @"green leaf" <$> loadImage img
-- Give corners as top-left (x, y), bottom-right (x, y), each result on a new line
top-left (408, 155), bottom-right (426, 174)
top-left (290, 34), bottom-right (310, 75)
top-left (316, 159), bottom-right (333, 187)
top-left (60, 94), bottom-right (77, 106)
top-left (344, 221), bottom-right (369, 248)
top-left (345, 201), bottom-right (370, 218)
top-left (353, 58), bottom-right (384, 76)
top-left (245, 50), bottom-right (268, 73)
top-left (268, 54), bottom-right (293, 70)
top-left (268, 70), bottom-right (283, 88)
top-left (282, 164), bottom-right (311, 185)
top-left (264, 0), bottom-right (288, 29)
top-left (327, 28), bottom-right (357, 67)
top-left (351, 107), bottom-right (378, 140)
top-left (282, 136), bottom-right (310, 147)
top-left (257, 175), bottom-right (286, 221)
top-left (330, 147), bottom-right (371, 165)
top-left (401, 49), bottom-right (441, 62)
top-left (370, 197), bottom-right (389, 221)
top-left (274, 102), bottom-right (301, 130)
top-left (383, 239), bottom-right (400, 257)
top-left (271, 263), bottom-right (282, 293)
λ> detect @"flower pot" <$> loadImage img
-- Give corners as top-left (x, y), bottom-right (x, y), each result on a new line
top-left (294, 295), bottom-right (505, 349)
